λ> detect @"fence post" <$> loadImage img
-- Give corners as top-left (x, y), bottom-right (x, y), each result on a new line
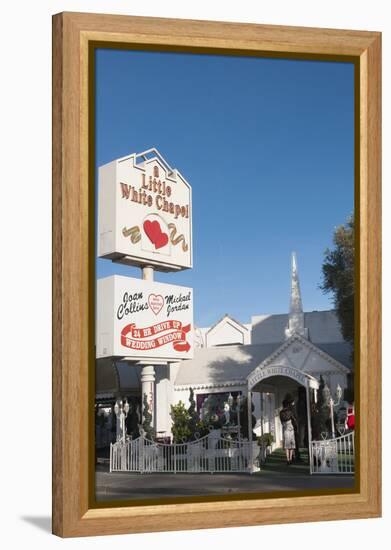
top-left (140, 435), bottom-right (144, 474)
top-left (351, 431), bottom-right (355, 472)
top-left (174, 443), bottom-right (177, 474)
top-left (310, 432), bottom-right (354, 475)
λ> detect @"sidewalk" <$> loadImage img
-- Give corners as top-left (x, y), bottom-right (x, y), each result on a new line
top-left (95, 464), bottom-right (355, 502)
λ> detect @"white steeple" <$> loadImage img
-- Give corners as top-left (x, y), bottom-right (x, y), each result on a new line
top-left (285, 252), bottom-right (308, 339)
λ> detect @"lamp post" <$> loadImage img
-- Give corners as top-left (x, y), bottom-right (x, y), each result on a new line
top-left (323, 384), bottom-right (342, 439)
top-left (236, 394), bottom-right (243, 445)
top-left (329, 397), bottom-right (336, 439)
top-left (228, 393), bottom-right (234, 412)
top-left (114, 398), bottom-right (130, 444)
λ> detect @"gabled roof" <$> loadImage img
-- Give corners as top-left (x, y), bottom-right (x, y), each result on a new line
top-left (174, 343), bottom-right (280, 388)
top-left (316, 342), bottom-right (353, 371)
top-left (253, 332), bottom-right (351, 375)
top-left (174, 333), bottom-right (351, 389)
top-left (206, 314), bottom-right (249, 336)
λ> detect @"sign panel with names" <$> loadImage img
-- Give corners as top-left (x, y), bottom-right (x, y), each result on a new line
top-left (97, 275), bottom-right (194, 361)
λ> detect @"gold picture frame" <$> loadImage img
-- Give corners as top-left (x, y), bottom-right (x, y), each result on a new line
top-left (52, 12), bottom-right (381, 537)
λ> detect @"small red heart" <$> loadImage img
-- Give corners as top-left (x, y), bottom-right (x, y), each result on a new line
top-left (143, 220), bottom-right (169, 250)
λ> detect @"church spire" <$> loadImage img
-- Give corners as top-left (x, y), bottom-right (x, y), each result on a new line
top-left (285, 252), bottom-right (308, 339)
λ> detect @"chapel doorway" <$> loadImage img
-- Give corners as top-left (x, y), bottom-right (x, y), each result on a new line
top-left (251, 374), bottom-right (312, 469)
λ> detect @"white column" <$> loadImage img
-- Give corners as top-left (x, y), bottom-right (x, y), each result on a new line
top-left (141, 365), bottom-right (155, 426)
top-left (142, 265), bottom-right (154, 281)
top-left (270, 393), bottom-right (276, 442)
top-left (305, 381), bottom-right (313, 471)
top-left (247, 388), bottom-right (254, 472)
top-left (140, 265), bottom-right (155, 427)
top-left (115, 407), bottom-right (122, 441)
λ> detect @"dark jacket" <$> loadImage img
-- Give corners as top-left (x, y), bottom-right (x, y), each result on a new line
top-left (279, 407), bottom-right (297, 429)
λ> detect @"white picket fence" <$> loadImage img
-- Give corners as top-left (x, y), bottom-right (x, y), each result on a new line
top-left (110, 431), bottom-right (252, 473)
top-left (310, 431), bottom-right (355, 474)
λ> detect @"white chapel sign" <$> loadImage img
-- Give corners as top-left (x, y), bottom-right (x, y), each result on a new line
top-left (97, 275), bottom-right (194, 361)
top-left (98, 148), bottom-right (192, 271)
top-left (248, 365), bottom-right (307, 389)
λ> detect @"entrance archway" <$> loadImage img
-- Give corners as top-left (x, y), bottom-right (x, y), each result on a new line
top-left (253, 375), bottom-right (306, 450)
top-left (246, 365), bottom-right (319, 472)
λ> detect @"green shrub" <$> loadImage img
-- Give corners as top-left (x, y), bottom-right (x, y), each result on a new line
top-left (257, 433), bottom-right (274, 447)
top-left (170, 401), bottom-right (192, 443)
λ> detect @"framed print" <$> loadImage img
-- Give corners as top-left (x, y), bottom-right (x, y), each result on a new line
top-left (52, 12), bottom-right (381, 537)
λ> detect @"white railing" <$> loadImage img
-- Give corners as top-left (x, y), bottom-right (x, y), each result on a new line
top-left (110, 431), bottom-right (252, 474)
top-left (310, 431), bottom-right (355, 474)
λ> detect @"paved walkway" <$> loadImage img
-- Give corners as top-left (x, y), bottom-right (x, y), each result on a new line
top-left (95, 464), bottom-right (355, 502)
top-left (260, 447), bottom-right (310, 475)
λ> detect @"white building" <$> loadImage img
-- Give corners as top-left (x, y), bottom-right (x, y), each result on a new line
top-left (96, 253), bottom-right (353, 450)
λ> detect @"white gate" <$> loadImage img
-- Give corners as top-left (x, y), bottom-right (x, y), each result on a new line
top-left (310, 431), bottom-right (355, 474)
top-left (110, 431), bottom-right (251, 473)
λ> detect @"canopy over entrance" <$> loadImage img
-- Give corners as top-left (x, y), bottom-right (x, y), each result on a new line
top-left (245, 364), bottom-right (319, 472)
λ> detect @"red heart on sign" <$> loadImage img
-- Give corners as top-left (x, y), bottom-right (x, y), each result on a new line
top-left (143, 220), bottom-right (169, 250)
top-left (148, 294), bottom-right (164, 315)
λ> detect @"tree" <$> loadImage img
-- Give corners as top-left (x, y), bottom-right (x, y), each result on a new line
top-left (312, 376), bottom-right (332, 437)
top-left (170, 388), bottom-right (203, 443)
top-left (320, 215), bottom-right (354, 347)
top-left (142, 393), bottom-right (155, 440)
top-left (170, 401), bottom-right (191, 443)
top-left (240, 396), bottom-right (256, 440)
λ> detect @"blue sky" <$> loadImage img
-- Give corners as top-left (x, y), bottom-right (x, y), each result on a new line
top-left (95, 49), bottom-right (354, 327)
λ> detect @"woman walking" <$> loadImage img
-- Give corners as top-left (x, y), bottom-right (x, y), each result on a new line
top-left (279, 399), bottom-right (297, 465)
